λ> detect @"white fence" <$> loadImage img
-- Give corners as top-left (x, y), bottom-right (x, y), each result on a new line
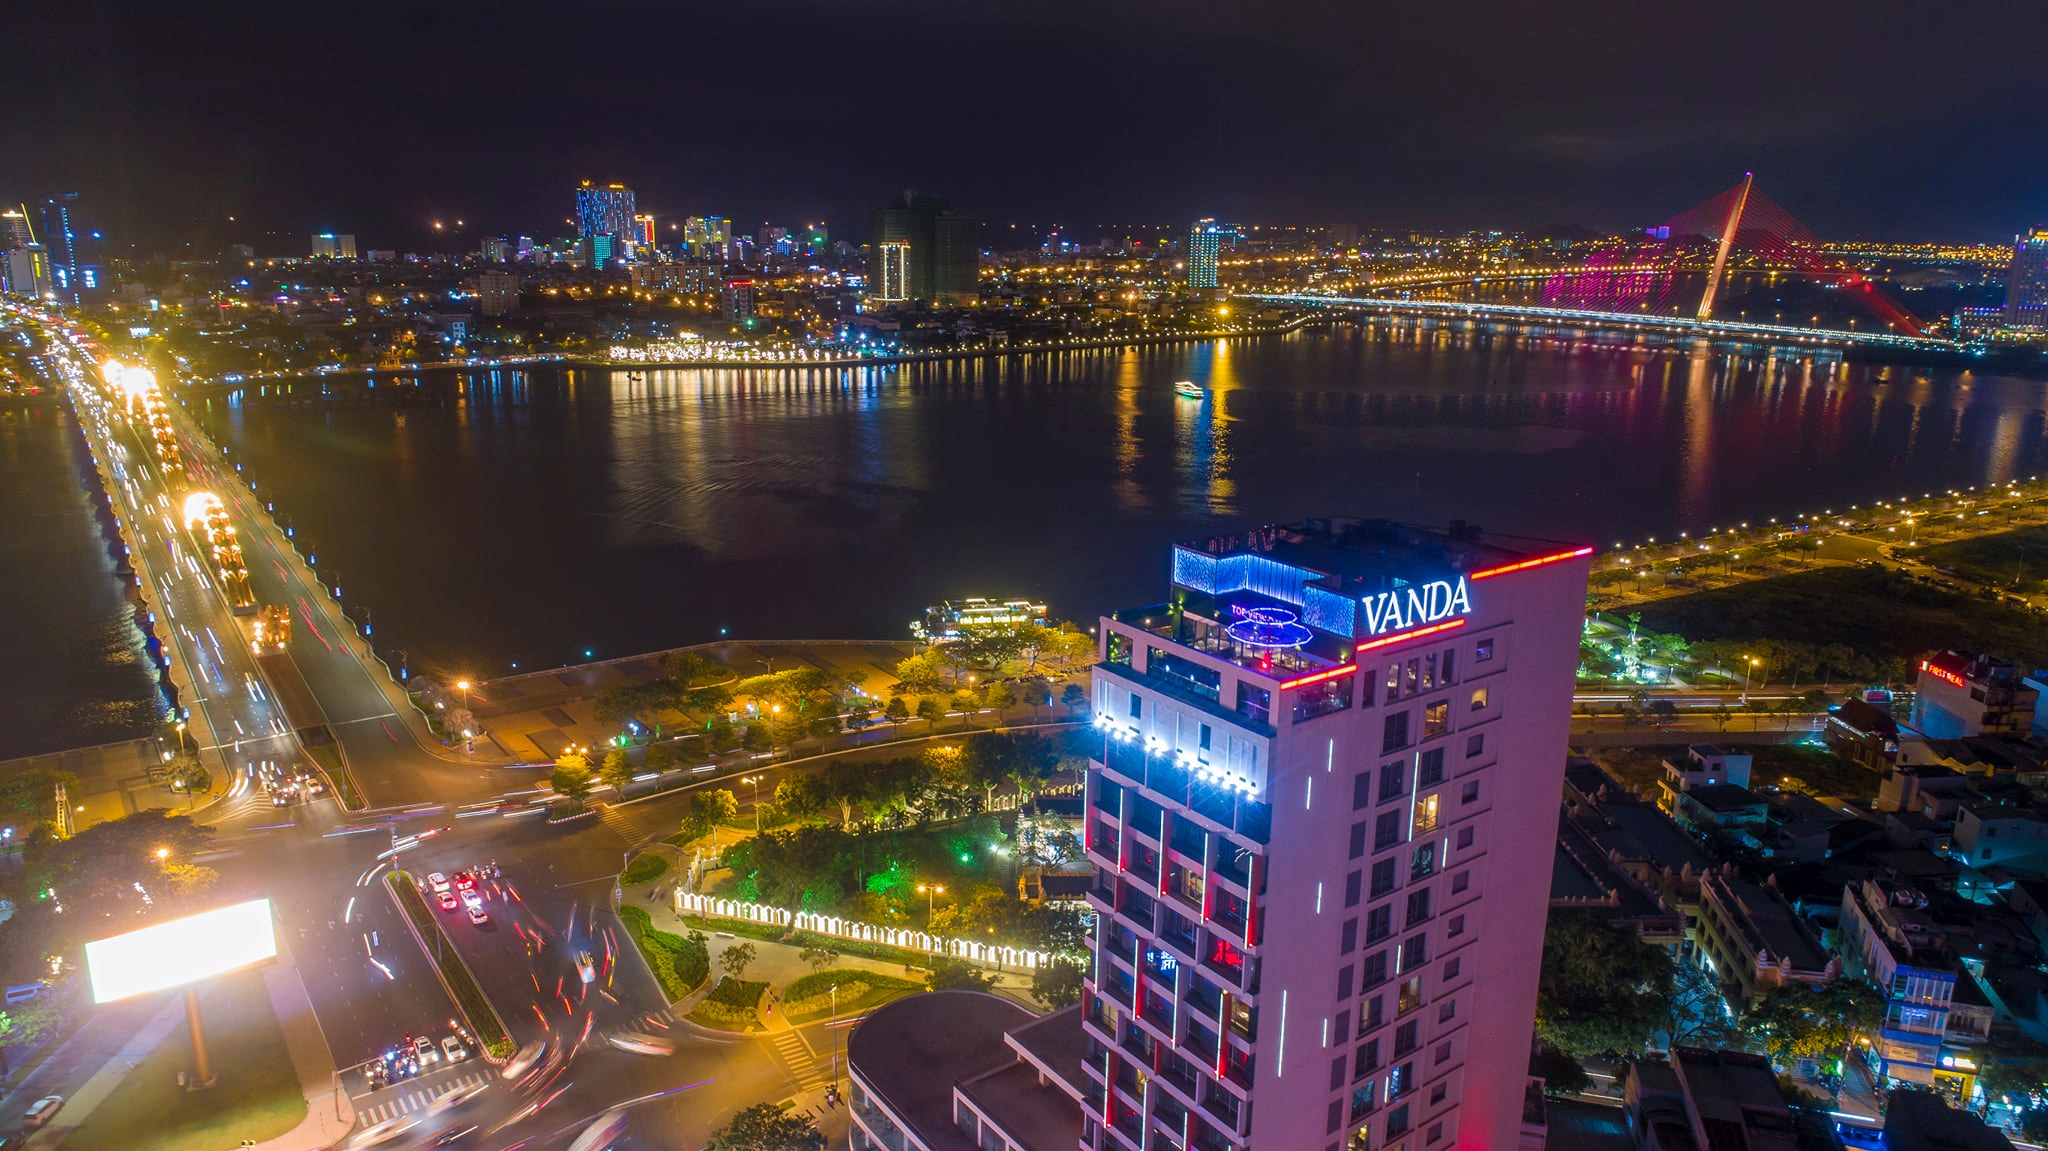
top-left (674, 891), bottom-right (1057, 970)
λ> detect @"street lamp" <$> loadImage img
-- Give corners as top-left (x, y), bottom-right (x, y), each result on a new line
top-left (455, 679), bottom-right (471, 709)
top-left (741, 775), bottom-right (763, 831)
top-left (916, 883), bottom-right (946, 919)
top-left (1742, 657), bottom-right (1760, 707)
top-left (155, 847), bottom-right (170, 864)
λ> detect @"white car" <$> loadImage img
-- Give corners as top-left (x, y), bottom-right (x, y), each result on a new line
top-left (427, 1081), bottom-right (488, 1114)
top-left (440, 1035), bottom-right (467, 1063)
top-left (575, 950), bottom-right (597, 984)
top-left (566, 1112), bottom-right (629, 1151)
top-left (350, 1117), bottom-right (419, 1148)
top-left (426, 872), bottom-right (450, 895)
top-left (605, 1032), bottom-right (672, 1057)
top-left (500, 1039), bottom-right (548, 1080)
top-left (412, 1035), bottom-right (439, 1065)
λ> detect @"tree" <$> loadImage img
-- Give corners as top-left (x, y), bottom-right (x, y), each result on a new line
top-left (599, 749), bottom-right (634, 792)
top-left (1665, 959), bottom-right (1738, 1049)
top-left (927, 958), bottom-right (996, 992)
top-left (1535, 908), bottom-right (1674, 1057)
top-left (820, 761), bottom-right (872, 826)
top-left (550, 758), bottom-right (595, 808)
top-left (166, 760), bottom-right (212, 805)
top-left (775, 775), bottom-right (826, 822)
top-left (685, 789), bottom-right (741, 847)
top-left (894, 652), bottom-right (949, 694)
top-left (1532, 1043), bottom-right (1590, 1097)
top-left (0, 765), bottom-right (82, 827)
top-left (0, 996), bottom-right (60, 1078)
top-left (1021, 679), bottom-right (1052, 720)
top-left (1061, 683), bottom-right (1088, 715)
top-left (644, 741), bottom-right (677, 774)
top-left (719, 941), bottom-right (758, 981)
top-left (915, 698), bottom-right (947, 727)
top-left (1978, 1039), bottom-right (2048, 1106)
top-left (26, 810), bottom-right (215, 925)
top-left (950, 692), bottom-right (979, 729)
top-left (980, 680), bottom-right (1016, 713)
top-left (884, 696), bottom-right (910, 725)
top-left (707, 1102), bottom-right (823, 1151)
top-left (1031, 958), bottom-right (1085, 1009)
top-left (799, 944), bottom-right (839, 974)
top-left (1742, 979), bottom-right (1884, 1065)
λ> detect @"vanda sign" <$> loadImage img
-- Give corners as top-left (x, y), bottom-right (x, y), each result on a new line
top-left (1360, 577), bottom-right (1471, 637)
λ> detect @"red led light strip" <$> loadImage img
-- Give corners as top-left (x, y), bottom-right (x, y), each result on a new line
top-left (1353, 617), bottom-right (1468, 655)
top-left (1469, 545), bottom-right (1593, 581)
top-left (1276, 663), bottom-right (1360, 690)
top-left (1920, 659), bottom-right (1967, 688)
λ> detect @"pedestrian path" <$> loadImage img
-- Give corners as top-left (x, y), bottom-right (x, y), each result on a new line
top-left (349, 1068), bottom-right (493, 1125)
top-left (595, 802), bottom-right (642, 842)
top-left (763, 1025), bottom-right (831, 1092)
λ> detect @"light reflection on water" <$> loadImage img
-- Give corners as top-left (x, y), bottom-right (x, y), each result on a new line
top-left (190, 317), bottom-right (2048, 677)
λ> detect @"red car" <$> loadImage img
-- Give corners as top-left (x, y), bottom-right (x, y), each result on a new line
top-left (453, 870), bottom-right (477, 891)
top-left (437, 890), bottom-right (459, 912)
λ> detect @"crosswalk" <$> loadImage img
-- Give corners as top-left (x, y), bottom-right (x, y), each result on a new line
top-left (595, 803), bottom-right (643, 842)
top-left (764, 1027), bottom-right (831, 1092)
top-left (350, 1068), bottom-right (493, 1125)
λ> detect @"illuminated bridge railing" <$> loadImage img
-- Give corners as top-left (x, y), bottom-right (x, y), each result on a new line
top-left (1239, 292), bottom-right (1953, 352)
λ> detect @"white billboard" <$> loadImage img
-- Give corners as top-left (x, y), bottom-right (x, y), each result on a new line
top-left (85, 898), bottom-right (278, 1005)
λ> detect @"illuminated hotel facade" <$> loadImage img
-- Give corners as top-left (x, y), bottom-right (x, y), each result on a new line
top-left (1080, 518), bottom-right (1588, 1151)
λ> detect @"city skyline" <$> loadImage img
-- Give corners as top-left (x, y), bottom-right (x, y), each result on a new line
top-left (5, 1), bottom-right (2047, 251)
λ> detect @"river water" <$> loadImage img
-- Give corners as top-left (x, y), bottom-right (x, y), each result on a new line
top-left (0, 403), bottom-right (163, 757)
top-left (171, 317), bottom-right (2048, 683)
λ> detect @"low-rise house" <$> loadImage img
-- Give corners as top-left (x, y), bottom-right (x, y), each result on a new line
top-left (1827, 698), bottom-right (1902, 772)
top-left (1694, 871), bottom-right (1838, 1005)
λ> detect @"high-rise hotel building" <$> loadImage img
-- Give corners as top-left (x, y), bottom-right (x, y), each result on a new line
top-left (1080, 518), bottom-right (1588, 1151)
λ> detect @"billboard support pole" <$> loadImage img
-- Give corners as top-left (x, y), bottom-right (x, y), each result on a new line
top-left (186, 986), bottom-right (216, 1089)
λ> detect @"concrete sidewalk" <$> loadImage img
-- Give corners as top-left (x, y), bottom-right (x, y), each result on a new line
top-left (248, 943), bottom-right (354, 1151)
top-left (22, 992), bottom-right (187, 1149)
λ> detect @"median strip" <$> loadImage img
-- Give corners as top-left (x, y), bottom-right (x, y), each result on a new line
top-left (384, 870), bottom-right (514, 1060)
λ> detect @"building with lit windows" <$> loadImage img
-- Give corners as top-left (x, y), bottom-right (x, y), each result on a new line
top-left (870, 194), bottom-right (979, 305)
top-left (35, 193), bottom-right (82, 305)
top-left (2002, 228), bottom-right (2048, 334)
top-left (1188, 219), bottom-right (1223, 290)
top-left (1082, 517), bottom-right (1589, 1151)
top-left (309, 232), bottom-right (357, 259)
top-left (634, 213), bottom-right (657, 249)
top-left (875, 241), bottom-right (910, 302)
top-left (1912, 651), bottom-right (2039, 739)
top-left (575, 181), bottom-right (636, 244)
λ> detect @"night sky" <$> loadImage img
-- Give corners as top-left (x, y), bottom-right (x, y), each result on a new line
top-left (7, 0), bottom-right (2045, 253)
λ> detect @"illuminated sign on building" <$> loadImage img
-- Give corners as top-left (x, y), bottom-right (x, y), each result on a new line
top-left (1360, 577), bottom-right (1471, 637)
top-left (1920, 659), bottom-right (1968, 689)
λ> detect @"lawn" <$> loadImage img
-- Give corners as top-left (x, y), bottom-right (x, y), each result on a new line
top-left (779, 968), bottom-right (924, 1024)
top-left (1588, 742), bottom-right (1880, 800)
top-left (1637, 566), bottom-right (2048, 671)
top-left (1919, 526), bottom-right (2048, 597)
top-left (618, 906), bottom-right (709, 1000)
top-left (63, 969), bottom-right (304, 1151)
top-left (621, 853), bottom-right (670, 886)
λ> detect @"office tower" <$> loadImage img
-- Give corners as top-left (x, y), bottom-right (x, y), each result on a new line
top-left (3, 247), bottom-right (50, 300)
top-left (805, 223), bottom-right (828, 256)
top-left (1082, 518), bottom-right (1590, 1151)
top-left (516, 235), bottom-right (536, 260)
top-left (480, 237), bottom-right (514, 263)
top-left (310, 233), bottom-right (358, 259)
top-left (682, 217), bottom-right (709, 258)
top-left (589, 234), bottom-right (616, 270)
top-left (575, 180), bottom-right (636, 242)
top-left (1188, 218), bottom-right (1223, 289)
top-left (2003, 228), bottom-right (2048, 333)
top-left (36, 193), bottom-right (82, 304)
top-left (875, 241), bottom-right (910, 302)
top-left (869, 193), bottom-right (980, 305)
top-left (758, 225), bottom-right (787, 254)
top-left (705, 216), bottom-right (730, 251)
top-left (1, 206), bottom-right (33, 249)
top-left (635, 214), bottom-right (657, 249)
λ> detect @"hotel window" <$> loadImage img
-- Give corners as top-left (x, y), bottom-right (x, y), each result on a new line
top-left (1398, 934), bottom-right (1428, 972)
top-left (1394, 1021), bottom-right (1419, 1056)
top-left (1385, 664), bottom-right (1401, 698)
top-left (1423, 701), bottom-right (1449, 739)
top-left (1410, 841), bottom-right (1436, 880)
top-left (1441, 648), bottom-right (1456, 683)
top-left (1398, 976), bottom-right (1424, 1015)
top-left (1456, 826), bottom-right (1474, 850)
top-left (1469, 686), bottom-right (1489, 712)
top-left (1349, 1125), bottom-right (1372, 1151)
top-left (1405, 659), bottom-right (1420, 695)
top-left (1355, 1039), bottom-right (1382, 1079)
top-left (1379, 762), bottom-right (1408, 802)
top-left (1129, 693), bottom-right (1143, 719)
top-left (1448, 914), bottom-right (1465, 938)
top-left (1434, 1041), bottom-right (1454, 1067)
top-left (1421, 653), bottom-right (1437, 691)
top-left (1374, 810), bottom-right (1404, 851)
top-left (1362, 951), bottom-right (1389, 989)
top-left (1341, 917), bottom-right (1358, 953)
top-left (1413, 793), bottom-right (1440, 834)
top-left (1179, 867), bottom-right (1205, 905)
top-left (1383, 710), bottom-right (1411, 753)
top-left (1370, 858), bottom-right (1397, 899)
top-left (1387, 1104), bottom-right (1411, 1138)
top-left (1345, 870), bottom-right (1363, 908)
top-left (1451, 870), bottom-right (1470, 894)
top-left (1438, 993), bottom-right (1458, 1020)
top-left (1430, 1082), bottom-right (1449, 1106)
top-left (1405, 889), bottom-right (1431, 927)
top-left (1418, 747), bottom-right (1446, 787)
top-left (1475, 638), bottom-right (1494, 662)
top-left (1465, 733), bottom-right (1484, 758)
top-left (1429, 1122), bottom-right (1446, 1144)
top-left (1367, 904), bottom-right (1393, 944)
top-left (1461, 781), bottom-right (1480, 805)
top-left (1199, 723), bottom-right (1212, 751)
top-left (1359, 994), bottom-right (1385, 1032)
